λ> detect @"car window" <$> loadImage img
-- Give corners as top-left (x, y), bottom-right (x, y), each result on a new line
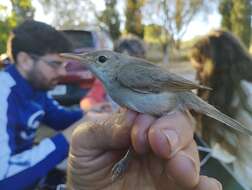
top-left (63, 31), bottom-right (95, 50)
top-left (96, 31), bottom-right (113, 50)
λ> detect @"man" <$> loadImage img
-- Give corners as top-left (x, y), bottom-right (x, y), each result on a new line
top-left (114, 34), bottom-right (146, 58)
top-left (0, 20), bottom-right (84, 189)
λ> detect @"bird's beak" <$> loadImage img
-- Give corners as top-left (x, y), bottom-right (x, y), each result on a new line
top-left (60, 53), bottom-right (85, 61)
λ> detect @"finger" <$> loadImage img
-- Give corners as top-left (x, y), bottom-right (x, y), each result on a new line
top-left (195, 176), bottom-right (222, 190)
top-left (71, 109), bottom-right (138, 154)
top-left (148, 111), bottom-right (194, 159)
top-left (165, 141), bottom-right (200, 189)
top-left (131, 114), bottom-right (156, 154)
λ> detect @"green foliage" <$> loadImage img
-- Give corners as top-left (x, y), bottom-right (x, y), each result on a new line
top-left (144, 24), bottom-right (170, 44)
top-left (231, 0), bottom-right (251, 48)
top-left (38, 0), bottom-right (94, 29)
top-left (0, 0), bottom-right (34, 53)
top-left (219, 0), bottom-right (233, 30)
top-left (98, 0), bottom-right (121, 41)
top-left (125, 0), bottom-right (144, 38)
top-left (10, 0), bottom-right (34, 23)
top-left (142, 0), bottom-right (212, 51)
top-left (219, 0), bottom-right (251, 48)
top-left (0, 18), bottom-right (15, 53)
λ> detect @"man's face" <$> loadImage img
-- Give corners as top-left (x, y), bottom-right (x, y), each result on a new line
top-left (22, 53), bottom-right (67, 90)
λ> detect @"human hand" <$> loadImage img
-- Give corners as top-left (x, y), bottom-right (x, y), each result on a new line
top-left (67, 110), bottom-right (222, 190)
top-left (80, 98), bottom-right (113, 113)
top-left (89, 102), bottom-right (113, 113)
top-left (62, 111), bottom-right (109, 143)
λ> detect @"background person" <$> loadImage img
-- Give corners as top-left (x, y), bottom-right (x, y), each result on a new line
top-left (0, 20), bottom-right (87, 189)
top-left (190, 29), bottom-right (252, 189)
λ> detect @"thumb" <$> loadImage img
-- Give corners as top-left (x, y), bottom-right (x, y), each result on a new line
top-left (70, 110), bottom-right (137, 155)
top-left (148, 111), bottom-right (194, 159)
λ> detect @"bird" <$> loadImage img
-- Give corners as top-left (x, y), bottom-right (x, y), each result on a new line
top-left (60, 50), bottom-right (252, 180)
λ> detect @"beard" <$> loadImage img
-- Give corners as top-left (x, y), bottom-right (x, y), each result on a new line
top-left (27, 68), bottom-right (58, 91)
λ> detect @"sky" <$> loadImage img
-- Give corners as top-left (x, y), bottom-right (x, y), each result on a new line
top-left (1, 0), bottom-right (221, 41)
top-left (184, 11), bottom-right (221, 40)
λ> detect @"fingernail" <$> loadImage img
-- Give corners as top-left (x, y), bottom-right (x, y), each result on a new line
top-left (181, 153), bottom-right (198, 174)
top-left (162, 130), bottom-right (178, 152)
top-left (216, 180), bottom-right (222, 190)
top-left (167, 153), bottom-right (198, 188)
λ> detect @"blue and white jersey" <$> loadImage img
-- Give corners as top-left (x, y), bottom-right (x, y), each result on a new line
top-left (0, 65), bottom-right (83, 189)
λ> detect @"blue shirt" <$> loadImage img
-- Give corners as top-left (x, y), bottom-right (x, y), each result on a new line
top-left (0, 65), bottom-right (83, 189)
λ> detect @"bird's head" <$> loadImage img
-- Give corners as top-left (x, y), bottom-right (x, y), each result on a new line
top-left (60, 50), bottom-right (123, 84)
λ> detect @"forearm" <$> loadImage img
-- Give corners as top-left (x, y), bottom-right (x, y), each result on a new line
top-left (44, 93), bottom-right (84, 130)
top-left (0, 134), bottom-right (69, 190)
top-left (45, 109), bottom-right (84, 130)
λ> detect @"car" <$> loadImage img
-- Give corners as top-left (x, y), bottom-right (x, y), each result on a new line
top-left (49, 29), bottom-right (113, 106)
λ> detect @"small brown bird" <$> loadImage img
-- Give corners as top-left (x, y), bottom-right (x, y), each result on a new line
top-left (61, 50), bottom-right (252, 180)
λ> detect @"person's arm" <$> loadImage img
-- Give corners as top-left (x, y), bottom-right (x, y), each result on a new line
top-left (42, 93), bottom-right (83, 130)
top-left (0, 131), bottom-right (69, 190)
top-left (80, 79), bottom-right (107, 111)
top-left (0, 107), bottom-right (89, 190)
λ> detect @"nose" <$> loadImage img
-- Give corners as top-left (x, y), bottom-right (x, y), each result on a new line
top-left (57, 63), bottom-right (67, 77)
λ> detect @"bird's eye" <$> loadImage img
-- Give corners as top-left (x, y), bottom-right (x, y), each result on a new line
top-left (98, 55), bottom-right (107, 63)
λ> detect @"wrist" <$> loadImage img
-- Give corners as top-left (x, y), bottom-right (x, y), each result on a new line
top-left (62, 125), bottom-right (77, 143)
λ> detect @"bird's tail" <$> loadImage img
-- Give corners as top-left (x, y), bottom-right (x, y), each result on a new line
top-left (179, 92), bottom-right (252, 136)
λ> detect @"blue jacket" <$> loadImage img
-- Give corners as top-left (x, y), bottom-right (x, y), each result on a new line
top-left (0, 65), bottom-right (83, 189)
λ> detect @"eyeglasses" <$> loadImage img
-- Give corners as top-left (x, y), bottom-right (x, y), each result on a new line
top-left (29, 54), bottom-right (66, 69)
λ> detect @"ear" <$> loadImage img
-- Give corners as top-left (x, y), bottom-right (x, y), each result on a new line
top-left (16, 52), bottom-right (34, 72)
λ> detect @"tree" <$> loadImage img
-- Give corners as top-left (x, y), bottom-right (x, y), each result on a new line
top-left (0, 5), bottom-right (13, 53)
top-left (144, 24), bottom-right (167, 44)
top-left (125, 0), bottom-right (145, 38)
top-left (142, 0), bottom-right (212, 64)
top-left (231, 0), bottom-right (251, 48)
top-left (219, 0), bottom-right (252, 48)
top-left (0, 0), bottom-right (34, 53)
top-left (219, 0), bottom-right (233, 30)
top-left (98, 0), bottom-right (121, 41)
top-left (10, 0), bottom-right (34, 23)
top-left (38, 0), bottom-right (96, 29)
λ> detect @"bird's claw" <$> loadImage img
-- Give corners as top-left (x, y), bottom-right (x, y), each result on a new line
top-left (111, 158), bottom-right (129, 181)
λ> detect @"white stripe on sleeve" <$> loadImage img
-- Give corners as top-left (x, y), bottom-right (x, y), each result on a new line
top-left (0, 72), bottom-right (16, 179)
top-left (5, 138), bottom-right (56, 178)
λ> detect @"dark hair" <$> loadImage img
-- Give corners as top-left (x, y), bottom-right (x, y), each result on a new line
top-left (114, 35), bottom-right (146, 58)
top-left (8, 20), bottom-right (72, 62)
top-left (190, 30), bottom-right (252, 152)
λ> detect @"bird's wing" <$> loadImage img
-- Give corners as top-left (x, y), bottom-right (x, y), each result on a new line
top-left (117, 61), bottom-right (211, 93)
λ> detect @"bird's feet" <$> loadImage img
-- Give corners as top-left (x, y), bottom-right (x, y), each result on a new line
top-left (112, 157), bottom-right (129, 181)
top-left (111, 148), bottom-right (133, 181)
